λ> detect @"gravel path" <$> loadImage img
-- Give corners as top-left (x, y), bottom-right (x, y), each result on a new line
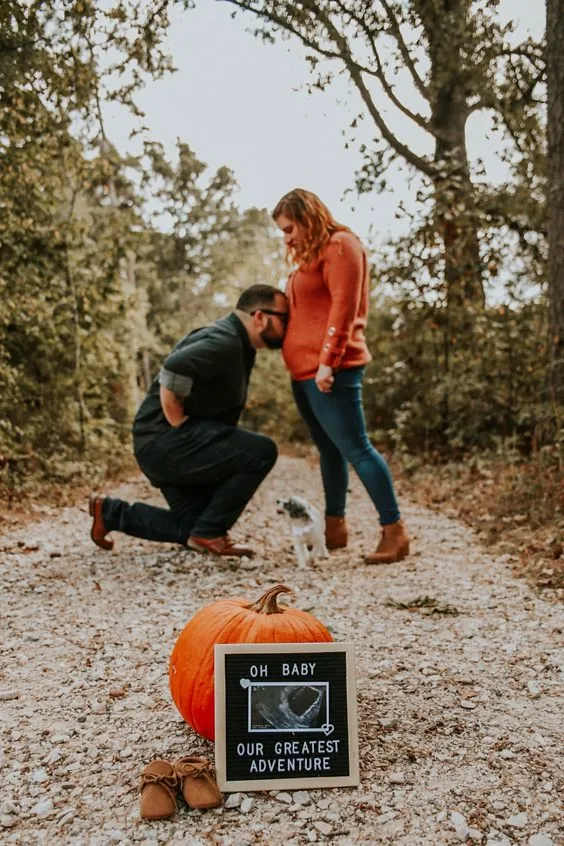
top-left (1, 455), bottom-right (563, 846)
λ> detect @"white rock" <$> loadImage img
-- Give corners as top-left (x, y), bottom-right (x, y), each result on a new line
top-left (376, 811), bottom-right (397, 825)
top-left (239, 797), bottom-right (253, 814)
top-left (436, 811), bottom-right (448, 823)
top-left (468, 828), bottom-right (482, 842)
top-left (389, 772), bottom-right (405, 784)
top-left (306, 831), bottom-right (317, 843)
top-left (31, 768), bottom-right (49, 784)
top-left (527, 681), bottom-right (542, 699)
top-left (507, 812), bottom-right (528, 828)
top-left (0, 803), bottom-right (17, 816)
top-left (460, 700), bottom-right (477, 710)
top-left (0, 691), bottom-right (19, 702)
top-left (528, 835), bottom-right (553, 846)
top-left (317, 798), bottom-right (331, 810)
top-left (276, 792), bottom-right (293, 804)
top-left (293, 791), bottom-right (311, 806)
top-left (451, 811), bottom-right (469, 841)
top-left (314, 821), bottom-right (333, 836)
top-left (224, 793), bottom-right (242, 809)
top-left (119, 747), bottom-right (133, 759)
top-left (33, 798), bottom-right (54, 816)
top-left (45, 748), bottom-right (63, 766)
top-left (379, 717), bottom-right (398, 729)
top-left (0, 816), bottom-right (17, 829)
top-left (499, 749), bottom-right (516, 759)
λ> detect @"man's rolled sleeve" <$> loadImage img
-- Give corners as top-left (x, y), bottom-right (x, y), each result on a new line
top-left (158, 368), bottom-right (193, 399)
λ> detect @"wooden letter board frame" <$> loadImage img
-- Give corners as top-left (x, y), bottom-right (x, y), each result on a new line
top-left (214, 642), bottom-right (359, 792)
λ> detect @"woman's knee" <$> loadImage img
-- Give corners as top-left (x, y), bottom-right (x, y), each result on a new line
top-left (343, 437), bottom-right (379, 468)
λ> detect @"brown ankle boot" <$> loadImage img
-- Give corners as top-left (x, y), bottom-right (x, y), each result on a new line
top-left (325, 516), bottom-right (348, 550)
top-left (365, 519), bottom-right (409, 565)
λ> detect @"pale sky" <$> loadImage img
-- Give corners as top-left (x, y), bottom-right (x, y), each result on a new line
top-left (107, 0), bottom-right (545, 245)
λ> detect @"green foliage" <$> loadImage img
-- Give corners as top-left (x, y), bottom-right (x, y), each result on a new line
top-left (363, 297), bottom-right (553, 455)
top-left (0, 0), bottom-right (286, 487)
top-left (0, 0), bottom-right (559, 496)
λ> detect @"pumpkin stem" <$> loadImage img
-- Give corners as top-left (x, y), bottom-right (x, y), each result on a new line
top-left (248, 584), bottom-right (293, 615)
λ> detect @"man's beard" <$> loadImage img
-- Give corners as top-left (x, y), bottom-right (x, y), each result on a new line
top-left (260, 329), bottom-right (284, 350)
top-left (260, 318), bottom-right (284, 349)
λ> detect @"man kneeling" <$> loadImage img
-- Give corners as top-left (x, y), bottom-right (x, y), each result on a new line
top-left (89, 284), bottom-right (289, 557)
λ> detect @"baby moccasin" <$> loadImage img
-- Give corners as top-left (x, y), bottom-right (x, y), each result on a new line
top-left (139, 759), bottom-right (178, 820)
top-left (174, 756), bottom-right (222, 810)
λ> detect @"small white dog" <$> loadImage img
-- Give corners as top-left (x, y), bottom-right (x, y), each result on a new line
top-left (277, 496), bottom-right (328, 568)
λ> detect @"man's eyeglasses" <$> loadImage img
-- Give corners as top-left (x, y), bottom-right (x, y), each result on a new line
top-left (251, 308), bottom-right (289, 324)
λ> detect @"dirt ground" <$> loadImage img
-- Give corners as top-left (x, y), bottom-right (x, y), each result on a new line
top-left (1, 455), bottom-right (562, 845)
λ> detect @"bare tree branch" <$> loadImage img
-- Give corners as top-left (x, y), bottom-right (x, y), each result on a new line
top-left (332, 0), bottom-right (432, 131)
top-left (223, 0), bottom-right (435, 174)
top-left (378, 0), bottom-right (429, 100)
top-left (497, 45), bottom-right (546, 71)
top-left (222, 0), bottom-right (343, 61)
top-left (302, 0), bottom-right (435, 175)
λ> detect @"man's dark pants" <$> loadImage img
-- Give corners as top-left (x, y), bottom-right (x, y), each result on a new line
top-left (102, 420), bottom-right (278, 544)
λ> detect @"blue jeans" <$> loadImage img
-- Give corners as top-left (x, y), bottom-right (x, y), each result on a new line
top-left (292, 367), bottom-right (400, 525)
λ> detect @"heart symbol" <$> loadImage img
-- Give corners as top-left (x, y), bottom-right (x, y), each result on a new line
top-left (321, 723), bottom-right (335, 736)
top-left (239, 678), bottom-right (251, 689)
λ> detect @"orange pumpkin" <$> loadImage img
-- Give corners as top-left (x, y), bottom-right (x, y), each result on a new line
top-left (169, 584), bottom-right (333, 741)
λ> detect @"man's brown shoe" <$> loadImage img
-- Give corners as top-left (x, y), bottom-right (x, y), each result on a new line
top-left (89, 494), bottom-right (114, 551)
top-left (325, 515), bottom-right (348, 550)
top-left (187, 535), bottom-right (254, 558)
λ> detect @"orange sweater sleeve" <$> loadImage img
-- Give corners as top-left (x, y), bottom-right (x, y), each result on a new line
top-left (319, 233), bottom-right (365, 369)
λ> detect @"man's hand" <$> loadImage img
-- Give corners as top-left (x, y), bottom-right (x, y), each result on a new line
top-left (315, 364), bottom-right (334, 393)
top-left (160, 385), bottom-right (189, 428)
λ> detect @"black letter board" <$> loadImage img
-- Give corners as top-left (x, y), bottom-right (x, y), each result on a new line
top-left (214, 642), bottom-right (359, 791)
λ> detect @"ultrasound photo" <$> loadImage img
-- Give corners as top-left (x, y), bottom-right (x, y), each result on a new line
top-left (249, 683), bottom-right (328, 731)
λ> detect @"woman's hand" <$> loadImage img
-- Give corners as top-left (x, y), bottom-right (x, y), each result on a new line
top-left (315, 364), bottom-right (334, 393)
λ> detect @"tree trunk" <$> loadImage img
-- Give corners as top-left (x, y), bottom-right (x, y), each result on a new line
top-left (142, 350), bottom-right (153, 393)
top-left (417, 0), bottom-right (484, 440)
top-left (120, 249), bottom-right (142, 417)
top-left (547, 0), bottom-right (564, 399)
top-left (433, 113), bottom-right (484, 315)
top-left (420, 0), bottom-right (484, 316)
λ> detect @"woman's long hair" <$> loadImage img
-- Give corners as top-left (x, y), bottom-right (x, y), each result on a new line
top-left (272, 188), bottom-right (352, 266)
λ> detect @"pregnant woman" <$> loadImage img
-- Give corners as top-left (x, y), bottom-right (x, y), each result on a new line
top-left (273, 188), bottom-right (409, 564)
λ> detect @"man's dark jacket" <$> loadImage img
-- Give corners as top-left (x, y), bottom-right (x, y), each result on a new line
top-left (132, 313), bottom-right (255, 451)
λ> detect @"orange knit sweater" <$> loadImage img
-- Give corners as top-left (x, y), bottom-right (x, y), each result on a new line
top-left (282, 230), bottom-right (372, 381)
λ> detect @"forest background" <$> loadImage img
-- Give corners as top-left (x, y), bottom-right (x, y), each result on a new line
top-left (1, 0), bottom-right (562, 592)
